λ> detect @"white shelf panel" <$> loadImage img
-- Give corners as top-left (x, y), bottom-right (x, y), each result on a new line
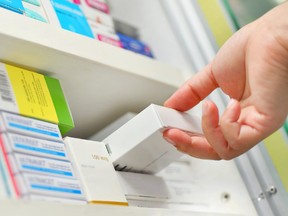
top-left (0, 9), bottom-right (184, 138)
top-left (0, 199), bottom-right (242, 216)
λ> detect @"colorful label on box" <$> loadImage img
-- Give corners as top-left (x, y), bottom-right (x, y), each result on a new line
top-left (51, 0), bottom-right (94, 38)
top-left (23, 2), bottom-right (47, 22)
top-left (22, 0), bottom-right (40, 6)
top-left (21, 173), bottom-right (84, 199)
top-left (4, 133), bottom-right (68, 160)
top-left (0, 0), bottom-right (24, 14)
top-left (0, 62), bottom-right (74, 135)
top-left (3, 64), bottom-right (58, 124)
top-left (10, 153), bottom-right (75, 178)
top-left (97, 34), bottom-right (122, 47)
top-left (1, 112), bottom-right (62, 141)
top-left (117, 33), bottom-right (154, 58)
top-left (84, 0), bottom-right (109, 14)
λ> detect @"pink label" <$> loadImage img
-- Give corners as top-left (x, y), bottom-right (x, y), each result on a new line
top-left (97, 35), bottom-right (122, 47)
top-left (85, 0), bottom-right (110, 14)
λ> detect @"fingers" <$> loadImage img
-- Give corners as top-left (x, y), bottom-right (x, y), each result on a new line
top-left (164, 64), bottom-right (218, 111)
top-left (163, 128), bottom-right (221, 160)
top-left (163, 99), bottom-right (263, 160)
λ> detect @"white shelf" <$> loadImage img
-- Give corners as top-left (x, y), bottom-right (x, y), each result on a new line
top-left (0, 199), bottom-right (242, 216)
top-left (0, 9), bottom-right (184, 138)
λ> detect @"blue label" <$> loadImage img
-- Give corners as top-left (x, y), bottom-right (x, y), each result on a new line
top-left (9, 123), bottom-right (60, 138)
top-left (0, 0), bottom-right (24, 14)
top-left (51, 0), bottom-right (94, 38)
top-left (22, 165), bottom-right (73, 177)
top-left (15, 143), bottom-right (66, 157)
top-left (31, 184), bottom-right (82, 194)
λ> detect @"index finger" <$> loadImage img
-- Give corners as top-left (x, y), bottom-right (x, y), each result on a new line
top-left (164, 64), bottom-right (219, 111)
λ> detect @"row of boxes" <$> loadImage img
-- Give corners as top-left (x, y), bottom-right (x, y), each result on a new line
top-left (0, 0), bottom-right (154, 58)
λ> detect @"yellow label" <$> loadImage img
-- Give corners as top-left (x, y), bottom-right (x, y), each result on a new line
top-left (264, 130), bottom-right (288, 192)
top-left (197, 0), bottom-right (234, 47)
top-left (5, 64), bottom-right (58, 123)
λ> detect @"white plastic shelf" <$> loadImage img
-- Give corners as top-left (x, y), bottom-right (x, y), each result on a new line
top-left (0, 9), bottom-right (184, 138)
top-left (0, 199), bottom-right (243, 216)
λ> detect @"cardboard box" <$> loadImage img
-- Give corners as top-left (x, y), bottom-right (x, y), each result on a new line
top-left (104, 104), bottom-right (202, 174)
top-left (0, 62), bottom-right (74, 135)
top-left (2, 133), bottom-right (69, 161)
top-left (0, 112), bottom-right (62, 142)
top-left (0, 0), bottom-right (24, 14)
top-left (73, 0), bottom-right (110, 14)
top-left (64, 137), bottom-right (128, 206)
top-left (8, 153), bottom-right (75, 179)
top-left (23, 1), bottom-right (47, 22)
top-left (16, 172), bottom-right (85, 199)
top-left (73, 0), bottom-right (114, 28)
top-left (89, 112), bottom-right (136, 141)
top-left (50, 0), bottom-right (94, 38)
top-left (116, 171), bottom-right (170, 201)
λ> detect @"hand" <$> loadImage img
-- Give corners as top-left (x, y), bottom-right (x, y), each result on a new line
top-left (163, 2), bottom-right (288, 160)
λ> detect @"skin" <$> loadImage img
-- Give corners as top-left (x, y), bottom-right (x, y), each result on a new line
top-left (163, 2), bottom-right (288, 160)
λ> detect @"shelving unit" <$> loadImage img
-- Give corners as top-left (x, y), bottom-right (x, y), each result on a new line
top-left (0, 199), bottom-right (243, 216)
top-left (0, 8), bottom-right (184, 138)
top-left (0, 2), bottom-right (259, 216)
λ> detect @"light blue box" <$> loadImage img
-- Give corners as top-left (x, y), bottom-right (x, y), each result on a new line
top-left (51, 0), bottom-right (94, 38)
top-left (0, 0), bottom-right (24, 14)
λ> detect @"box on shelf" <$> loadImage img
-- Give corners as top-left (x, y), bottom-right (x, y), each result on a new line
top-left (22, 1), bottom-right (47, 22)
top-left (73, 0), bottom-right (110, 14)
top-left (16, 172), bottom-right (85, 200)
top-left (88, 21), bottom-right (122, 47)
top-left (116, 171), bottom-right (170, 201)
top-left (2, 133), bottom-right (68, 161)
top-left (50, 0), bottom-right (94, 38)
top-left (64, 137), bottom-right (128, 206)
top-left (113, 18), bottom-right (139, 40)
top-left (104, 104), bottom-right (202, 174)
top-left (117, 33), bottom-right (154, 58)
top-left (73, 0), bottom-right (114, 28)
top-left (89, 112), bottom-right (136, 141)
top-left (0, 112), bottom-right (62, 142)
top-left (8, 153), bottom-right (75, 179)
top-left (22, 0), bottom-right (40, 6)
top-left (0, 0), bottom-right (24, 14)
top-left (0, 62), bottom-right (74, 135)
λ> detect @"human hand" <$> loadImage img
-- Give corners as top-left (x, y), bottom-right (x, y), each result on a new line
top-left (163, 2), bottom-right (288, 160)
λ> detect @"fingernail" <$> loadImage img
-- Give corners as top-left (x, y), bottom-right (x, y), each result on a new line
top-left (163, 136), bottom-right (176, 146)
top-left (227, 99), bottom-right (236, 108)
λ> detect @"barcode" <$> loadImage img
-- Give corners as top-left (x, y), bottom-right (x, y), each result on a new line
top-left (0, 69), bottom-right (14, 103)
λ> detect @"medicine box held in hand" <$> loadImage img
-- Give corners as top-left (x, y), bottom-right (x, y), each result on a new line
top-left (104, 104), bottom-right (202, 174)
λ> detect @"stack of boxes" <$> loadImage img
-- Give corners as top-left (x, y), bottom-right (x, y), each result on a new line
top-left (0, 62), bottom-right (128, 206)
top-left (0, 62), bottom-right (86, 203)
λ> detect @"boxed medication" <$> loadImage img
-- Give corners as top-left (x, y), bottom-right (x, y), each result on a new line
top-left (73, 0), bottom-right (110, 14)
top-left (0, 112), bottom-right (62, 142)
top-left (2, 133), bottom-right (68, 161)
top-left (64, 137), bottom-right (128, 206)
top-left (50, 0), bottom-right (94, 38)
top-left (8, 153), bottom-right (75, 179)
top-left (116, 171), bottom-right (170, 201)
top-left (73, 0), bottom-right (114, 28)
top-left (0, 0), bottom-right (24, 14)
top-left (22, 1), bottom-right (47, 22)
top-left (89, 112), bottom-right (136, 141)
top-left (0, 62), bottom-right (74, 135)
top-left (104, 104), bottom-right (202, 174)
top-left (16, 172), bottom-right (85, 199)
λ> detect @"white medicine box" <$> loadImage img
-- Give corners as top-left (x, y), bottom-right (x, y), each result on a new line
top-left (104, 104), bottom-right (202, 174)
